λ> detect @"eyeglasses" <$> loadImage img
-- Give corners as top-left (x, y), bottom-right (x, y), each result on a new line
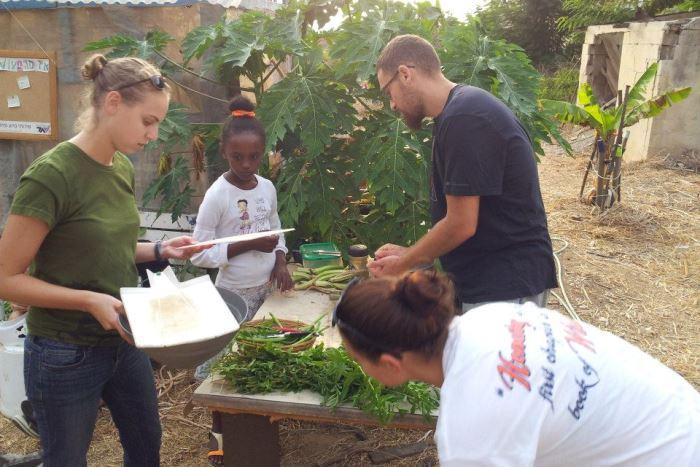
top-left (112, 75), bottom-right (166, 92)
top-left (379, 65), bottom-right (415, 95)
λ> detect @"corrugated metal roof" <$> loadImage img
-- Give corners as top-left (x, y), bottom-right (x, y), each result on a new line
top-left (0, 1), bottom-right (227, 4)
top-left (0, 0), bottom-right (285, 8)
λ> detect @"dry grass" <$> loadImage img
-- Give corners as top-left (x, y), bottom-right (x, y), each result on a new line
top-left (542, 134), bottom-right (699, 387)
top-left (1, 132), bottom-right (697, 465)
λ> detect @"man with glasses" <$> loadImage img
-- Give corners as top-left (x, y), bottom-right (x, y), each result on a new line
top-left (369, 34), bottom-right (557, 312)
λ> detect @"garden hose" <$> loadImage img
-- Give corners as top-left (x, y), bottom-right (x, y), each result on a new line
top-left (551, 236), bottom-right (581, 322)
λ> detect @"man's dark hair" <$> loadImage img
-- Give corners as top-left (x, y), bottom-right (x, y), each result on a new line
top-left (376, 34), bottom-right (441, 76)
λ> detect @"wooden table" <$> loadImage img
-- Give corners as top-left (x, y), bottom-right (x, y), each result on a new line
top-left (193, 289), bottom-right (437, 467)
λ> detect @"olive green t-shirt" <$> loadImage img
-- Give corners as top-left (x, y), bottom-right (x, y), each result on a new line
top-left (10, 141), bottom-right (140, 346)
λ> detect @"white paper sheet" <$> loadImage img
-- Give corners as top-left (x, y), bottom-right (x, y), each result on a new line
top-left (120, 267), bottom-right (239, 348)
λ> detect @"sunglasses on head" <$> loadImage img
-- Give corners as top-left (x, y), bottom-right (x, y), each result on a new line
top-left (113, 75), bottom-right (166, 92)
top-left (331, 276), bottom-right (360, 327)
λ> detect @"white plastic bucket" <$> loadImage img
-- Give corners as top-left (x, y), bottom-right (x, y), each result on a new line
top-left (0, 314), bottom-right (27, 419)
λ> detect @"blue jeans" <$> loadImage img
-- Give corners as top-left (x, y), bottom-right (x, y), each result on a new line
top-left (24, 335), bottom-right (161, 467)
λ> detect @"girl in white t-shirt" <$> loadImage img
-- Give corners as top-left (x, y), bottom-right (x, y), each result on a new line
top-left (190, 95), bottom-right (292, 465)
top-left (333, 271), bottom-right (699, 467)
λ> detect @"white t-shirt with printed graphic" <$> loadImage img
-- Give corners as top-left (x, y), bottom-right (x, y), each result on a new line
top-left (437, 302), bottom-right (700, 467)
top-left (190, 174), bottom-right (287, 289)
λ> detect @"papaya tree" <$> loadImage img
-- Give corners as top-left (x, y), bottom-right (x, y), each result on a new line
top-left (542, 62), bottom-right (691, 209)
top-left (84, 0), bottom-right (570, 252)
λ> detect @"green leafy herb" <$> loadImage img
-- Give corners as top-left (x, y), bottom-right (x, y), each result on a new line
top-left (214, 344), bottom-right (439, 424)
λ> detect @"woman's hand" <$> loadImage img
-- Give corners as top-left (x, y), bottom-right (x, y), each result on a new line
top-left (162, 236), bottom-right (212, 260)
top-left (85, 292), bottom-right (132, 343)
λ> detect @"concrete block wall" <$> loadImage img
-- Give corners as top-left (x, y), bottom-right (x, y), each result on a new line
top-left (648, 18), bottom-right (700, 158)
top-left (579, 17), bottom-right (700, 162)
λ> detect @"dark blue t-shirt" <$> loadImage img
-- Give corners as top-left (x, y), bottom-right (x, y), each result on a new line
top-left (431, 85), bottom-right (557, 303)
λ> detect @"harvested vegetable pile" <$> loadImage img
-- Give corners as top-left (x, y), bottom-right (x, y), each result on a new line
top-left (293, 265), bottom-right (360, 297)
top-left (235, 314), bottom-right (324, 352)
top-left (214, 344), bottom-right (439, 424)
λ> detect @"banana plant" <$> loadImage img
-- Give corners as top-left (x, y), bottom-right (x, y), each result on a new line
top-left (541, 62), bottom-right (691, 209)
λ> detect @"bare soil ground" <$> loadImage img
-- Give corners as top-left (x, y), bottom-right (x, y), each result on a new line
top-left (1, 134), bottom-right (698, 466)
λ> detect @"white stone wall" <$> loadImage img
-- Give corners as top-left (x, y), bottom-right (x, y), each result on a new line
top-left (579, 18), bottom-right (700, 162)
top-left (648, 18), bottom-right (700, 159)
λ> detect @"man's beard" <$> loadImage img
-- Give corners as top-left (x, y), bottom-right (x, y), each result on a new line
top-left (400, 94), bottom-right (425, 130)
top-left (403, 111), bottom-right (424, 130)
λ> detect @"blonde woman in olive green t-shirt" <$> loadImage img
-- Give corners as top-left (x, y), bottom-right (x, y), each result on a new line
top-left (0, 55), bottom-right (209, 467)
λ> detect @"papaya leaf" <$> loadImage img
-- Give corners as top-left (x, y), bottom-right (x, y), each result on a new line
top-left (83, 34), bottom-right (142, 58)
top-left (329, 4), bottom-right (399, 81)
top-left (488, 50), bottom-right (538, 115)
top-left (218, 12), bottom-right (267, 70)
top-left (84, 31), bottom-right (173, 59)
top-left (181, 23), bottom-right (223, 65)
top-left (143, 156), bottom-right (195, 222)
top-left (146, 102), bottom-right (193, 154)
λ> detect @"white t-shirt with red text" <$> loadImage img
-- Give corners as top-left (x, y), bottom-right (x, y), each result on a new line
top-left (437, 302), bottom-right (700, 467)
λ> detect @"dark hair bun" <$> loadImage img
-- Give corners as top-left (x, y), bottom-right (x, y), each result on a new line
top-left (229, 95), bottom-right (255, 113)
top-left (82, 54), bottom-right (108, 81)
top-left (396, 270), bottom-right (452, 318)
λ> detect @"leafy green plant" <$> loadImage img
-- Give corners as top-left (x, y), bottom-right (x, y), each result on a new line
top-left (558, 0), bottom-right (687, 33)
top-left (85, 0), bottom-right (570, 252)
top-left (541, 62), bottom-right (691, 208)
top-left (1, 300), bottom-right (12, 321)
top-left (215, 343), bottom-right (439, 424)
top-left (659, 0), bottom-right (700, 14)
top-left (540, 65), bottom-right (580, 102)
top-left (476, 0), bottom-right (567, 65)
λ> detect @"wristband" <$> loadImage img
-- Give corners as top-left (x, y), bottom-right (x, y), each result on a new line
top-left (154, 240), bottom-right (163, 262)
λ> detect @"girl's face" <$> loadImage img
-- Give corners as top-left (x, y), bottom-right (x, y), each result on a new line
top-left (105, 90), bottom-right (170, 154)
top-left (222, 132), bottom-right (265, 185)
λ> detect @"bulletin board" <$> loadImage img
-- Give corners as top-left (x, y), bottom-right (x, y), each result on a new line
top-left (0, 49), bottom-right (58, 141)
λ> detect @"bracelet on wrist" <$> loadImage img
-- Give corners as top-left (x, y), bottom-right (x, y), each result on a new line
top-left (154, 240), bottom-right (163, 262)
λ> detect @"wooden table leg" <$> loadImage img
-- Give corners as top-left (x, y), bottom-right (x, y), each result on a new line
top-left (221, 413), bottom-right (280, 467)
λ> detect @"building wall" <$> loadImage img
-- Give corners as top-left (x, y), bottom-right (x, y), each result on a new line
top-left (648, 18), bottom-right (700, 158)
top-left (0, 4), bottom-right (231, 228)
top-left (579, 17), bottom-right (700, 162)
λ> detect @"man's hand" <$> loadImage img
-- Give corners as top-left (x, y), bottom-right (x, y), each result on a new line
top-left (374, 243), bottom-right (408, 260)
top-left (368, 255), bottom-right (407, 277)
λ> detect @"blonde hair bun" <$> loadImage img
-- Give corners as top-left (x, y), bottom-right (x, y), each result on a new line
top-left (81, 54), bottom-right (108, 81)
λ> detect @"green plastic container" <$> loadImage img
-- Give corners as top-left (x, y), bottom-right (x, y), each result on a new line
top-left (300, 242), bottom-right (343, 269)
